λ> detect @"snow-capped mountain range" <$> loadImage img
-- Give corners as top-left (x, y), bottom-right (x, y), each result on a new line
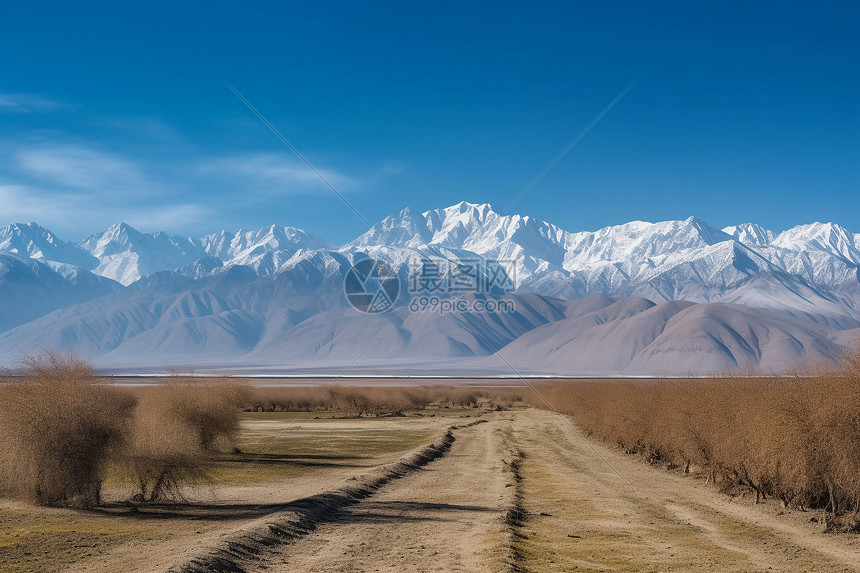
top-left (1, 202), bottom-right (858, 374)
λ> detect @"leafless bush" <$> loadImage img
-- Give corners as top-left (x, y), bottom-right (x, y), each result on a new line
top-left (245, 386), bottom-right (431, 417)
top-left (0, 352), bottom-right (135, 507)
top-left (403, 387), bottom-right (432, 410)
top-left (121, 380), bottom-right (249, 502)
top-left (244, 386), bottom-right (335, 412)
top-left (241, 385), bottom-right (524, 417)
top-left (328, 388), bottom-right (373, 417)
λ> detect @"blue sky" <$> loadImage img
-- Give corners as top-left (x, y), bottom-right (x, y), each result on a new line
top-left (1, 1), bottom-right (857, 243)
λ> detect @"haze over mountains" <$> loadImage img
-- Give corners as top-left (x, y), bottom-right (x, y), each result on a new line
top-left (1, 202), bottom-right (858, 375)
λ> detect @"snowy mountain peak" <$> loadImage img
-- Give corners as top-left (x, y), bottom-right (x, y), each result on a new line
top-left (562, 217), bottom-right (732, 270)
top-left (773, 222), bottom-right (860, 264)
top-left (204, 224), bottom-right (330, 262)
top-left (448, 200), bottom-right (494, 214)
top-left (350, 202), bottom-right (566, 261)
top-left (80, 222), bottom-right (141, 256)
top-left (723, 223), bottom-right (774, 247)
top-left (422, 202), bottom-right (564, 252)
top-left (350, 207), bottom-right (435, 248)
top-left (1, 222), bottom-right (56, 253)
top-left (78, 223), bottom-right (204, 286)
top-left (199, 229), bottom-right (235, 259)
top-left (427, 201), bottom-right (496, 224)
top-left (0, 222), bottom-right (97, 269)
top-left (683, 216), bottom-right (733, 245)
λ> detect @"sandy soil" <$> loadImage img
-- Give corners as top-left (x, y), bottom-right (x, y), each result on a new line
top-left (510, 409), bottom-right (860, 572)
top-left (254, 419), bottom-right (518, 573)
top-left (54, 415), bottom-right (448, 573)
top-left (228, 409), bottom-right (860, 572)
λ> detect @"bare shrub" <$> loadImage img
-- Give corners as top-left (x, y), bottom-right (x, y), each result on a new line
top-left (449, 388), bottom-right (479, 408)
top-left (329, 388), bottom-right (372, 417)
top-left (244, 386), bottom-right (335, 412)
top-left (403, 387), bottom-right (431, 410)
top-left (122, 380), bottom-right (248, 502)
top-left (358, 388), bottom-right (401, 417)
top-left (0, 352), bottom-right (135, 508)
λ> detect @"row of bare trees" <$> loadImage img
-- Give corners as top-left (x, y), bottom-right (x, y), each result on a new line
top-left (244, 385), bottom-right (521, 415)
top-left (529, 351), bottom-right (860, 530)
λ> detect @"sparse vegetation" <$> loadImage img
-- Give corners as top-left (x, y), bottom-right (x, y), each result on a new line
top-left (246, 385), bottom-right (336, 412)
top-left (6, 347), bottom-right (860, 542)
top-left (3, 353), bottom-right (860, 573)
top-left (0, 354), bottom-right (251, 506)
top-left (0, 354), bottom-right (527, 509)
top-left (241, 385), bottom-right (525, 417)
top-left (529, 348), bottom-right (860, 530)
top-left (0, 352), bottom-right (135, 508)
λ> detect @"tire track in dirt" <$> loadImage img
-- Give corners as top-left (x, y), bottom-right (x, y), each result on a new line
top-left (504, 450), bottom-right (528, 573)
top-left (171, 408), bottom-right (860, 572)
top-left (251, 416), bottom-right (520, 573)
top-left (174, 420), bottom-right (490, 573)
top-left (508, 408), bottom-right (860, 572)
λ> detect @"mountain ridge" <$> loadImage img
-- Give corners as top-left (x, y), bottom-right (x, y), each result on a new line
top-left (1, 203), bottom-right (858, 374)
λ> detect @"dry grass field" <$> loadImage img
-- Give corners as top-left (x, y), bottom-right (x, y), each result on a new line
top-left (0, 403), bottom-right (469, 572)
top-left (528, 351), bottom-right (860, 532)
top-left (1, 352), bottom-right (859, 572)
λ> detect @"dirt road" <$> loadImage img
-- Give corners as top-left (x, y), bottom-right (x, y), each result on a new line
top-left (230, 409), bottom-right (860, 573)
top-left (35, 407), bottom-right (860, 572)
top-left (509, 409), bottom-right (860, 572)
top-left (254, 419), bottom-right (518, 573)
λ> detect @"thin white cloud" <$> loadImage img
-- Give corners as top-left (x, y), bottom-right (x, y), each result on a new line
top-left (98, 116), bottom-right (184, 142)
top-left (125, 203), bottom-right (214, 233)
top-left (378, 161), bottom-right (407, 176)
top-left (0, 142), bottom-right (189, 236)
top-left (0, 133), bottom-right (393, 238)
top-left (198, 153), bottom-right (358, 195)
top-left (0, 184), bottom-right (68, 223)
top-left (15, 144), bottom-right (147, 191)
top-left (0, 93), bottom-right (64, 113)
top-left (0, 183), bottom-right (213, 238)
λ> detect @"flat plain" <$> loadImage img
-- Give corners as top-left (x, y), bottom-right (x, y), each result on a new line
top-left (1, 389), bottom-right (858, 573)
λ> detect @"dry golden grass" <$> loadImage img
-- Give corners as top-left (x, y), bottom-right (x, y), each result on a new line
top-left (528, 349), bottom-right (860, 530)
